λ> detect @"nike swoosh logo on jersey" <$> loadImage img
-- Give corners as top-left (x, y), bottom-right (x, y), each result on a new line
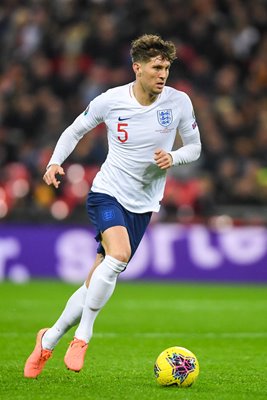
top-left (118, 116), bottom-right (131, 121)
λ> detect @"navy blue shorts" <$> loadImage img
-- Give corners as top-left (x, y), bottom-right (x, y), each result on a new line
top-left (86, 191), bottom-right (152, 259)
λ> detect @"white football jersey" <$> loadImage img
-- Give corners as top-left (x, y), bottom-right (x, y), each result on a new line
top-left (48, 82), bottom-right (201, 213)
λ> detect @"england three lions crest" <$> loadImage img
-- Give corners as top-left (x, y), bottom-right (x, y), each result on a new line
top-left (157, 109), bottom-right (173, 127)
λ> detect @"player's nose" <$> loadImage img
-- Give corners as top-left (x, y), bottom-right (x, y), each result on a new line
top-left (159, 71), bottom-right (167, 80)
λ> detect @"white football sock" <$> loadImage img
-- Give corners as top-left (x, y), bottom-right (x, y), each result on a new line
top-left (74, 255), bottom-right (127, 343)
top-left (42, 283), bottom-right (87, 350)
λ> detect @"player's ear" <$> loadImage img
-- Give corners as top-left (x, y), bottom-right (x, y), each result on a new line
top-left (133, 62), bottom-right (141, 76)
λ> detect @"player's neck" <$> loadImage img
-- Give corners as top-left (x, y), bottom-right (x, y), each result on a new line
top-left (132, 82), bottom-right (158, 106)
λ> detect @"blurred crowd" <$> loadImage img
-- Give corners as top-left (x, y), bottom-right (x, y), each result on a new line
top-left (1, 0), bottom-right (267, 224)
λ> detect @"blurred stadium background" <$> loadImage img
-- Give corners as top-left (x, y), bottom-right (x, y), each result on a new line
top-left (0, 0), bottom-right (267, 283)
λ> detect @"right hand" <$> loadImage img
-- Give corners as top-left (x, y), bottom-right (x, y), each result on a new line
top-left (43, 164), bottom-right (65, 189)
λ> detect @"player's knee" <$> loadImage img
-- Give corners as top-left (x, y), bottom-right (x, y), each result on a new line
top-left (108, 248), bottom-right (131, 264)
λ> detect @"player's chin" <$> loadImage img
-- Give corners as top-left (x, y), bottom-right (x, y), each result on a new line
top-left (154, 85), bottom-right (164, 93)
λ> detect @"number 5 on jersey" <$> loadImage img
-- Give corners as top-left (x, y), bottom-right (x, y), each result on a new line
top-left (117, 123), bottom-right (128, 143)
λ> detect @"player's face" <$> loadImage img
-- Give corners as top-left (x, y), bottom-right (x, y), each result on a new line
top-left (136, 56), bottom-right (171, 95)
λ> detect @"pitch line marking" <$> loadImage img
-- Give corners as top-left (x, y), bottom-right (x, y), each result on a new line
top-left (93, 332), bottom-right (267, 339)
top-left (1, 332), bottom-right (267, 339)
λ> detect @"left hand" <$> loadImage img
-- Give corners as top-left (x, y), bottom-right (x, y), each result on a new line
top-left (154, 149), bottom-right (173, 170)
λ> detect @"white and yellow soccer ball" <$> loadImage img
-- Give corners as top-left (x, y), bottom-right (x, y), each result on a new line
top-left (154, 346), bottom-right (200, 387)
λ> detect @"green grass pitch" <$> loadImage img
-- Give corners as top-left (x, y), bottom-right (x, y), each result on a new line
top-left (0, 281), bottom-right (267, 400)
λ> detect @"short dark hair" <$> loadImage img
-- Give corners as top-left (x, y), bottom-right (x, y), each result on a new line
top-left (130, 34), bottom-right (177, 64)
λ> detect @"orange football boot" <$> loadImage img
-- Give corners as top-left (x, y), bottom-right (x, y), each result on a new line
top-left (64, 337), bottom-right (88, 372)
top-left (24, 328), bottom-right (52, 378)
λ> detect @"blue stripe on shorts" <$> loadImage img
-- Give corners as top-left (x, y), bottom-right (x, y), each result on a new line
top-left (86, 191), bottom-right (152, 259)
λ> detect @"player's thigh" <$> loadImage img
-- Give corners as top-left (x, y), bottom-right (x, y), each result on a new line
top-left (101, 225), bottom-right (131, 262)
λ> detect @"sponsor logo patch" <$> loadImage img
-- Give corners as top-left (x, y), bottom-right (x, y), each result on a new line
top-left (192, 109), bottom-right (198, 129)
top-left (118, 116), bottom-right (131, 121)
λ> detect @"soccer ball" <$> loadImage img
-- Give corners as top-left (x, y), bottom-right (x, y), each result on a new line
top-left (154, 346), bottom-right (199, 387)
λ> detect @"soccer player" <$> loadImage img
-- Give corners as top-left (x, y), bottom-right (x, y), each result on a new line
top-left (24, 34), bottom-right (201, 378)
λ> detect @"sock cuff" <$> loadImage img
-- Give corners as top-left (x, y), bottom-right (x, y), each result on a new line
top-left (105, 255), bottom-right (127, 273)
